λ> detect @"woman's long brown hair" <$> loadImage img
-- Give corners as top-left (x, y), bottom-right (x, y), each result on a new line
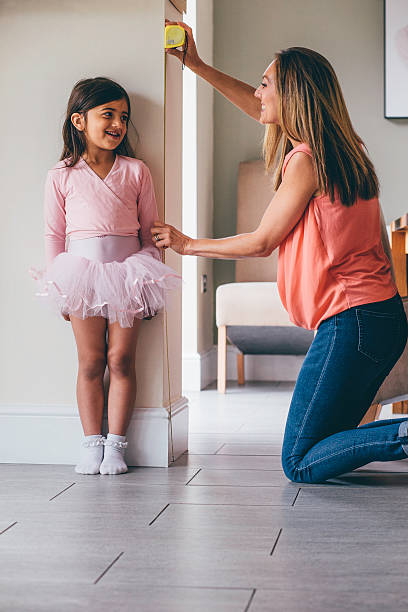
top-left (263, 47), bottom-right (379, 206)
top-left (60, 77), bottom-right (135, 167)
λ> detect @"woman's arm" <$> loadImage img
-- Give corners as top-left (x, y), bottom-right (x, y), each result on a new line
top-left (166, 21), bottom-right (261, 121)
top-left (152, 153), bottom-right (318, 259)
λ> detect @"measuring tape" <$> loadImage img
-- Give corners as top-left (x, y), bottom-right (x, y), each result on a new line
top-left (164, 24), bottom-right (189, 69)
top-left (162, 41), bottom-right (175, 465)
top-left (162, 24), bottom-right (188, 463)
top-left (164, 24), bottom-right (185, 49)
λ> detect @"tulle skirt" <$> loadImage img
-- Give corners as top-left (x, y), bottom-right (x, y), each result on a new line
top-left (30, 235), bottom-right (182, 328)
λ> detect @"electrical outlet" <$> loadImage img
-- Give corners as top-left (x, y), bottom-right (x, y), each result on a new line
top-left (201, 273), bottom-right (207, 293)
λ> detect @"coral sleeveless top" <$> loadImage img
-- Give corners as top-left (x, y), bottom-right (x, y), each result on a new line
top-left (277, 144), bottom-right (397, 330)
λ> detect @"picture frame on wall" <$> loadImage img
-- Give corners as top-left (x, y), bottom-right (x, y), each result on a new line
top-left (384, 0), bottom-right (408, 118)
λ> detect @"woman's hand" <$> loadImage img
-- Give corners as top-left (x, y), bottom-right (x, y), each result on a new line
top-left (165, 21), bottom-right (260, 121)
top-left (148, 155), bottom-right (318, 261)
top-left (151, 221), bottom-right (193, 255)
top-left (165, 20), bottom-right (202, 72)
top-left (62, 313), bottom-right (70, 322)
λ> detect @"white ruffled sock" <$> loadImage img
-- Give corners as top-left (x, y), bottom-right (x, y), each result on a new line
top-left (75, 434), bottom-right (105, 475)
top-left (99, 433), bottom-right (128, 475)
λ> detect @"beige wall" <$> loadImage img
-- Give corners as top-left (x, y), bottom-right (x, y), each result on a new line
top-left (196, 0), bottom-right (214, 354)
top-left (164, 0), bottom-right (183, 401)
top-left (182, 0), bottom-right (214, 363)
top-left (0, 0), bottom-right (183, 409)
top-left (213, 0), bottom-right (408, 296)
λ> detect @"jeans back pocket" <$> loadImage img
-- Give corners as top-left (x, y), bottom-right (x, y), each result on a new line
top-left (356, 308), bottom-right (401, 364)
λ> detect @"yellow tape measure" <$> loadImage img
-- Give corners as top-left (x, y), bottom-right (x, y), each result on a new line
top-left (164, 24), bottom-right (186, 49)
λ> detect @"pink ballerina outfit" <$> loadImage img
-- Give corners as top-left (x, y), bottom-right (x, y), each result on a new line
top-left (31, 155), bottom-right (181, 327)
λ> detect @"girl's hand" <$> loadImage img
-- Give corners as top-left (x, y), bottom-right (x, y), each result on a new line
top-left (62, 313), bottom-right (70, 322)
top-left (165, 20), bottom-right (202, 72)
top-left (151, 221), bottom-right (193, 255)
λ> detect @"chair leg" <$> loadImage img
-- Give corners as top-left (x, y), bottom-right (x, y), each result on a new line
top-left (359, 403), bottom-right (382, 426)
top-left (392, 400), bottom-right (408, 414)
top-left (237, 353), bottom-right (245, 386)
top-left (217, 326), bottom-right (227, 393)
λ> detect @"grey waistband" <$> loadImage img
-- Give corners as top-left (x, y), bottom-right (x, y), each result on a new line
top-left (67, 235), bottom-right (141, 263)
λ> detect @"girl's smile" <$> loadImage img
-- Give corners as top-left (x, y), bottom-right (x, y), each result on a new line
top-left (105, 130), bottom-right (121, 139)
top-left (71, 97), bottom-right (129, 152)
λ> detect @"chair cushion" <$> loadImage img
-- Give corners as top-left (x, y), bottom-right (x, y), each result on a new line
top-left (227, 325), bottom-right (314, 355)
top-left (216, 282), bottom-right (295, 327)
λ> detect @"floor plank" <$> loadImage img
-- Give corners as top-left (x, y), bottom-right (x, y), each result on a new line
top-left (2, 381), bottom-right (408, 610)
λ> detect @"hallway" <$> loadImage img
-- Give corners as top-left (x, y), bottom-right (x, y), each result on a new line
top-left (1, 382), bottom-right (408, 611)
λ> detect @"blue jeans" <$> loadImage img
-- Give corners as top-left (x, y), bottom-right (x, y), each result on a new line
top-left (282, 293), bottom-right (408, 483)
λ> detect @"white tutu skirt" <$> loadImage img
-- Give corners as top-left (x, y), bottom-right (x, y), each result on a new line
top-left (30, 235), bottom-right (182, 328)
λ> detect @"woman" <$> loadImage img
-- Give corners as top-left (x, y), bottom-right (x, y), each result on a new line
top-left (153, 22), bottom-right (408, 484)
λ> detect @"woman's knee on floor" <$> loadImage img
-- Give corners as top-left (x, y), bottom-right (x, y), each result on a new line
top-left (281, 446), bottom-right (323, 484)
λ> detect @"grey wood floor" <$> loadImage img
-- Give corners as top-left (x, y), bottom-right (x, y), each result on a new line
top-left (2, 382), bottom-right (408, 611)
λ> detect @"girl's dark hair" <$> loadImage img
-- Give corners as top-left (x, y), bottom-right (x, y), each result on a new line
top-left (60, 77), bottom-right (135, 166)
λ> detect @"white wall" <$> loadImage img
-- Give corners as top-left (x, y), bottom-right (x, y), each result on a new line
top-left (182, 0), bottom-right (214, 389)
top-left (0, 0), bottom-right (186, 463)
top-left (1, 0), bottom-right (169, 407)
top-left (196, 0), bottom-right (214, 354)
top-left (164, 0), bottom-right (184, 403)
top-left (213, 0), bottom-right (408, 296)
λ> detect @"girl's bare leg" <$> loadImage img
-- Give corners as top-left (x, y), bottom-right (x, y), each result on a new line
top-left (106, 318), bottom-right (142, 435)
top-left (99, 318), bottom-right (142, 475)
top-left (70, 315), bottom-right (108, 435)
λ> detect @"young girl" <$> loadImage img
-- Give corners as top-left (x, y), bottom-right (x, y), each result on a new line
top-left (32, 77), bottom-right (181, 475)
top-left (155, 24), bottom-right (408, 484)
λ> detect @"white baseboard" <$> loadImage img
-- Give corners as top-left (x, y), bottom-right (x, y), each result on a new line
top-left (182, 344), bottom-right (304, 390)
top-left (182, 347), bottom-right (217, 390)
top-left (122, 397), bottom-right (189, 467)
top-left (0, 397), bottom-right (189, 467)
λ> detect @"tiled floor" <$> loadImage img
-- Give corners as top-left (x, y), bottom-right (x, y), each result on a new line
top-left (2, 381), bottom-right (408, 611)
